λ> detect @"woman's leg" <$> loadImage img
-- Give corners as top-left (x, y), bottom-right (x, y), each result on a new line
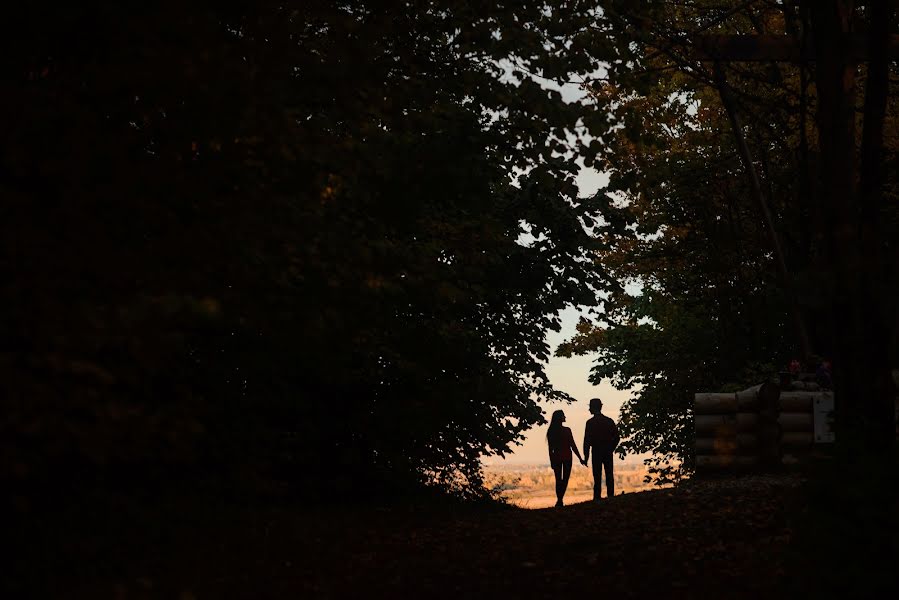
top-left (552, 461), bottom-right (563, 505)
top-left (560, 460), bottom-right (572, 499)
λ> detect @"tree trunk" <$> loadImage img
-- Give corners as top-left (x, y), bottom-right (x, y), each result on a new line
top-left (812, 0), bottom-right (895, 456)
top-left (807, 2), bottom-right (894, 593)
top-left (713, 62), bottom-right (813, 361)
top-left (857, 0), bottom-right (897, 453)
top-left (811, 0), bottom-right (859, 442)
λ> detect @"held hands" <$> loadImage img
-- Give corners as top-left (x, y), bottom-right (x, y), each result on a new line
top-left (580, 458), bottom-right (588, 467)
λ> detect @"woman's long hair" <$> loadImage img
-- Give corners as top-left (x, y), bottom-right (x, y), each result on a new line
top-left (546, 410), bottom-right (565, 450)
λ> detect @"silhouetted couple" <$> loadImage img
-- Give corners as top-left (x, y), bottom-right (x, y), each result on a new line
top-left (546, 398), bottom-right (620, 507)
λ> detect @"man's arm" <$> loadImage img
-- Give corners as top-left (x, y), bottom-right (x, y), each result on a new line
top-left (583, 423), bottom-right (591, 463)
top-left (611, 419), bottom-right (620, 451)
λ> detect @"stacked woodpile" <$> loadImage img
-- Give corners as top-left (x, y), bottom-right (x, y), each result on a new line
top-left (694, 380), bottom-right (835, 470)
top-left (694, 383), bottom-right (780, 470)
top-left (696, 372), bottom-right (899, 471)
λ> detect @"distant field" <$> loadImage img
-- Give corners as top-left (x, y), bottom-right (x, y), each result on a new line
top-left (484, 460), bottom-right (671, 508)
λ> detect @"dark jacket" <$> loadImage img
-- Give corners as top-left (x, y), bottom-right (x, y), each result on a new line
top-left (584, 414), bottom-right (619, 458)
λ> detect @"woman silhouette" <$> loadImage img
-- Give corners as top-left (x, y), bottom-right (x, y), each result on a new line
top-left (546, 409), bottom-right (584, 507)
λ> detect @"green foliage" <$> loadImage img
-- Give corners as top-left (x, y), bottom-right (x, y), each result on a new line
top-left (556, 2), bottom-right (839, 482)
top-left (557, 1), bottom-right (899, 482)
top-left (1, 2), bottom-right (613, 499)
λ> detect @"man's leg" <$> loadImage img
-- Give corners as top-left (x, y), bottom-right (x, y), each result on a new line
top-left (602, 453), bottom-right (614, 498)
top-left (591, 456), bottom-right (602, 501)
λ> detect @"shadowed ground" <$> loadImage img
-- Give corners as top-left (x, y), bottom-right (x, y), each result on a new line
top-left (8, 474), bottom-right (829, 599)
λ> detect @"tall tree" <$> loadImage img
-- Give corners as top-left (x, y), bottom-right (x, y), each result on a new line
top-left (559, 0), bottom-right (899, 479)
top-left (0, 2), bottom-right (611, 499)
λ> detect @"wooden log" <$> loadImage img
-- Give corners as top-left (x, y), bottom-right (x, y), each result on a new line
top-left (695, 414), bottom-right (736, 435)
top-left (696, 437), bottom-right (733, 454)
top-left (738, 384), bottom-right (763, 395)
top-left (779, 392), bottom-right (814, 412)
top-left (781, 432), bottom-right (814, 448)
top-left (695, 434), bottom-right (760, 455)
top-left (790, 380), bottom-right (821, 392)
top-left (778, 412), bottom-right (813, 431)
top-left (695, 438), bottom-right (714, 453)
top-left (694, 393), bottom-right (737, 414)
top-left (694, 385), bottom-right (771, 412)
top-left (695, 413), bottom-right (759, 434)
top-left (695, 455), bottom-right (758, 469)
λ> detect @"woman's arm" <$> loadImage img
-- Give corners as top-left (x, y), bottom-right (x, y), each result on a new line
top-left (568, 429), bottom-right (584, 463)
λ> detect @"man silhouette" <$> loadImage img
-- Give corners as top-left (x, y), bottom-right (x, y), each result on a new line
top-left (582, 398), bottom-right (619, 501)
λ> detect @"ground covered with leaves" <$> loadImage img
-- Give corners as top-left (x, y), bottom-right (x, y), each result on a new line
top-left (299, 475), bottom-right (805, 599)
top-left (12, 473), bottom-right (865, 599)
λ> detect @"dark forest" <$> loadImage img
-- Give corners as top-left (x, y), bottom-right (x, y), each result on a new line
top-left (3, 2), bottom-right (896, 597)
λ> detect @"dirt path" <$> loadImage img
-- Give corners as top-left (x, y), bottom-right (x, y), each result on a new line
top-left (295, 475), bottom-right (801, 599)
top-left (10, 475), bottom-right (808, 599)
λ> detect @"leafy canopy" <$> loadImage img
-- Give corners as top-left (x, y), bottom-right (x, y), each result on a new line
top-left (2, 1), bottom-right (618, 498)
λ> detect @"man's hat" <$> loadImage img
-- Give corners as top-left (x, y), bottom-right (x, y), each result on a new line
top-left (589, 398), bottom-right (602, 410)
